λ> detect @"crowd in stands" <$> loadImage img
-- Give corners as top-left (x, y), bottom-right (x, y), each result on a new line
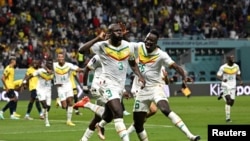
top-left (0, 0), bottom-right (250, 69)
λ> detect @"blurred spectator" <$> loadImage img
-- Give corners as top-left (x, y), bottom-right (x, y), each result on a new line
top-left (0, 0), bottom-right (249, 68)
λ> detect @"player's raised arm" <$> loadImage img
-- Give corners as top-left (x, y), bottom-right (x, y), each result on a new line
top-left (78, 31), bottom-right (106, 54)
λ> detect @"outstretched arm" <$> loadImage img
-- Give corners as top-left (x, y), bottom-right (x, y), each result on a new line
top-left (78, 32), bottom-right (106, 54)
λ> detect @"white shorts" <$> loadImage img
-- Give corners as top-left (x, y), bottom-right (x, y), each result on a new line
top-left (163, 85), bottom-right (170, 98)
top-left (133, 84), bottom-right (168, 113)
top-left (57, 86), bottom-right (74, 101)
top-left (221, 87), bottom-right (236, 100)
top-left (98, 78), bottom-right (123, 102)
top-left (37, 88), bottom-right (52, 106)
top-left (1, 91), bottom-right (19, 102)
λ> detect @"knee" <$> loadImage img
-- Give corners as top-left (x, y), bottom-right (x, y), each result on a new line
top-left (159, 107), bottom-right (171, 116)
top-left (112, 109), bottom-right (123, 118)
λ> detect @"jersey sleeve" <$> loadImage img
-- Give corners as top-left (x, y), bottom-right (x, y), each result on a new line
top-left (162, 52), bottom-right (175, 67)
top-left (236, 65), bottom-right (241, 75)
top-left (87, 55), bottom-right (100, 70)
top-left (90, 42), bottom-right (102, 55)
top-left (3, 67), bottom-right (9, 77)
top-left (26, 68), bottom-right (32, 75)
top-left (217, 66), bottom-right (224, 76)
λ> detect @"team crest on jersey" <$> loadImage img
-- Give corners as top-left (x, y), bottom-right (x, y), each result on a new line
top-left (54, 66), bottom-right (70, 75)
top-left (138, 45), bottom-right (159, 64)
top-left (40, 72), bottom-right (54, 81)
top-left (223, 66), bottom-right (238, 74)
top-left (104, 46), bottom-right (130, 61)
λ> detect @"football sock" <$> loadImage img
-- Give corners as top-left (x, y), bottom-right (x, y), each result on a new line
top-left (127, 124), bottom-right (136, 134)
top-left (114, 118), bottom-right (129, 141)
top-left (67, 106), bottom-right (73, 122)
top-left (168, 111), bottom-right (194, 138)
top-left (225, 104), bottom-right (231, 120)
top-left (85, 103), bottom-right (104, 117)
top-left (137, 129), bottom-right (148, 141)
top-left (81, 128), bottom-right (94, 141)
top-left (35, 100), bottom-right (42, 113)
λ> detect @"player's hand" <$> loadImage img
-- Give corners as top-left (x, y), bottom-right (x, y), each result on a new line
top-left (239, 81), bottom-right (243, 86)
top-left (223, 79), bottom-right (227, 82)
top-left (98, 31), bottom-right (106, 40)
top-left (123, 91), bottom-right (131, 99)
top-left (138, 77), bottom-right (146, 89)
top-left (119, 22), bottom-right (129, 36)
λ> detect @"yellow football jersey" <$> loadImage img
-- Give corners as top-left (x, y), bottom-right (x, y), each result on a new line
top-left (2, 65), bottom-right (15, 89)
top-left (14, 79), bottom-right (23, 89)
top-left (26, 66), bottom-right (38, 91)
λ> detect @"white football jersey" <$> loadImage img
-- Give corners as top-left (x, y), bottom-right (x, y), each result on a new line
top-left (53, 62), bottom-right (79, 86)
top-left (33, 68), bottom-right (54, 89)
top-left (217, 63), bottom-right (241, 88)
top-left (131, 42), bottom-right (175, 86)
top-left (91, 40), bottom-right (135, 86)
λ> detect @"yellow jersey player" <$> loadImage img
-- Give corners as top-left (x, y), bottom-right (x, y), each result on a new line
top-left (0, 57), bottom-right (20, 120)
top-left (23, 59), bottom-right (43, 120)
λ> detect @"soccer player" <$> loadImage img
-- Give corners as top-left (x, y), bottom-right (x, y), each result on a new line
top-left (0, 57), bottom-right (20, 120)
top-left (53, 52), bottom-right (85, 126)
top-left (23, 59), bottom-right (43, 120)
top-left (77, 23), bottom-right (145, 141)
top-left (128, 30), bottom-right (200, 141)
top-left (23, 59), bottom-right (54, 126)
top-left (216, 55), bottom-right (243, 123)
top-left (69, 70), bottom-right (83, 115)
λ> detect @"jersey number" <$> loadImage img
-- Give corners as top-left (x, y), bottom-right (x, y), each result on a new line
top-left (134, 100), bottom-right (140, 109)
top-left (118, 62), bottom-right (124, 70)
top-left (138, 63), bottom-right (145, 72)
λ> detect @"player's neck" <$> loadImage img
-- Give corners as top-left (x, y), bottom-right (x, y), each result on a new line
top-left (59, 62), bottom-right (65, 66)
top-left (109, 39), bottom-right (121, 47)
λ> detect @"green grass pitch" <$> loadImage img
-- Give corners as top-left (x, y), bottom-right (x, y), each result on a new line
top-left (0, 96), bottom-right (250, 141)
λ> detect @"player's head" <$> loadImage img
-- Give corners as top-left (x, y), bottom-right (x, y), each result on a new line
top-left (32, 58), bottom-right (40, 69)
top-left (9, 56), bottom-right (16, 66)
top-left (107, 23), bottom-right (123, 42)
top-left (226, 55), bottom-right (235, 65)
top-left (144, 29), bottom-right (159, 53)
top-left (46, 58), bottom-right (53, 70)
top-left (57, 52), bottom-right (65, 64)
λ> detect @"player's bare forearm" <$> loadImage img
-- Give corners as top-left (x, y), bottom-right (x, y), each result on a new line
top-left (1, 76), bottom-right (8, 90)
top-left (83, 67), bottom-right (91, 86)
top-left (171, 63), bottom-right (186, 81)
top-left (236, 75), bottom-right (243, 85)
top-left (78, 32), bottom-right (106, 54)
top-left (129, 60), bottom-right (142, 78)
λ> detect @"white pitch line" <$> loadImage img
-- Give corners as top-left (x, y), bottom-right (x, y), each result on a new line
top-left (0, 119), bottom-right (172, 135)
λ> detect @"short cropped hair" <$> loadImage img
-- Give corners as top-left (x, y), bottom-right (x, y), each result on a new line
top-left (149, 29), bottom-right (159, 38)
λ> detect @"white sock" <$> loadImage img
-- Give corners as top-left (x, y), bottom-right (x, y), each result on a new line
top-left (45, 111), bottom-right (49, 124)
top-left (67, 106), bottom-right (73, 122)
top-left (114, 118), bottom-right (129, 141)
top-left (137, 129), bottom-right (148, 141)
top-left (127, 124), bottom-right (136, 134)
top-left (225, 104), bottom-right (231, 120)
top-left (81, 128), bottom-right (94, 141)
top-left (168, 111), bottom-right (194, 138)
top-left (98, 119), bottom-right (108, 128)
top-left (85, 102), bottom-right (104, 117)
